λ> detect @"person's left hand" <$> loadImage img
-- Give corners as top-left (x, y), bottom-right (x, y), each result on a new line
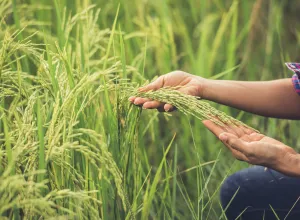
top-left (202, 120), bottom-right (297, 169)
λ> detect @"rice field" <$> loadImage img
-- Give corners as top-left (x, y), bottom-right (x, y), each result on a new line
top-left (1, 0), bottom-right (300, 219)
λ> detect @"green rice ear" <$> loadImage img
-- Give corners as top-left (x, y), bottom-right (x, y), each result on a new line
top-left (128, 86), bottom-right (258, 133)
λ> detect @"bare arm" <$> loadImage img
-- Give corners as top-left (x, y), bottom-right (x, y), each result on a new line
top-left (130, 71), bottom-right (300, 176)
top-left (130, 71), bottom-right (300, 175)
top-left (129, 71), bottom-right (300, 119)
top-left (202, 78), bottom-right (300, 119)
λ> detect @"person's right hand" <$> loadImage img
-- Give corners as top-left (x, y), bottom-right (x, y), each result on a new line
top-left (129, 71), bottom-right (206, 112)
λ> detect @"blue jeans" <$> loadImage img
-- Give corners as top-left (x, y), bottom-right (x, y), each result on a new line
top-left (220, 166), bottom-right (300, 220)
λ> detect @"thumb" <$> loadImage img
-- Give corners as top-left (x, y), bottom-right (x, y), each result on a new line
top-left (225, 135), bottom-right (249, 154)
top-left (219, 133), bottom-right (229, 142)
top-left (138, 76), bottom-right (164, 92)
top-left (219, 132), bottom-right (237, 142)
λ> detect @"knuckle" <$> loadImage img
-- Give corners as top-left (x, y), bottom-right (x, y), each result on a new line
top-left (250, 133), bottom-right (264, 140)
top-left (172, 70), bottom-right (183, 73)
top-left (228, 138), bottom-right (237, 146)
top-left (245, 149), bottom-right (254, 157)
top-left (172, 70), bottom-right (187, 75)
top-left (157, 75), bottom-right (165, 80)
top-left (256, 134), bottom-right (264, 138)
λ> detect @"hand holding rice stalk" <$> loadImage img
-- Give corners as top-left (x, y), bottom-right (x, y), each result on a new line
top-left (129, 71), bottom-right (258, 132)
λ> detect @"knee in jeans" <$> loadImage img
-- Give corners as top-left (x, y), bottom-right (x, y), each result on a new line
top-left (220, 173), bottom-right (241, 209)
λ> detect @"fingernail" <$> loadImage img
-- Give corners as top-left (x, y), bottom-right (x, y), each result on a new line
top-left (219, 133), bottom-right (228, 141)
top-left (165, 108), bottom-right (170, 112)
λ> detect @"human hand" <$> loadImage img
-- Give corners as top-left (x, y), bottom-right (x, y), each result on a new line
top-left (202, 120), bottom-right (297, 170)
top-left (129, 71), bottom-right (206, 112)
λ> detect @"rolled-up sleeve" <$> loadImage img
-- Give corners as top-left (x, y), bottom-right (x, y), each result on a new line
top-left (285, 63), bottom-right (300, 95)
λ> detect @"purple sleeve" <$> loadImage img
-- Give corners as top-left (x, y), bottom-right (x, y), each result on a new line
top-left (285, 63), bottom-right (300, 95)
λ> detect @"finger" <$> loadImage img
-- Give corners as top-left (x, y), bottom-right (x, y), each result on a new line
top-left (138, 75), bottom-right (165, 92)
top-left (239, 125), bottom-right (256, 135)
top-left (220, 133), bottom-right (250, 155)
top-left (240, 134), bottom-right (251, 142)
top-left (231, 150), bottom-right (249, 162)
top-left (202, 120), bottom-right (227, 137)
top-left (227, 124), bottom-right (245, 137)
top-left (234, 123), bottom-right (257, 135)
top-left (134, 97), bottom-right (151, 105)
top-left (249, 133), bottom-right (265, 141)
top-left (164, 103), bottom-right (176, 112)
top-left (143, 100), bottom-right (164, 109)
top-left (222, 125), bottom-right (239, 137)
top-left (218, 132), bottom-right (238, 150)
top-left (204, 116), bottom-right (240, 137)
top-left (218, 133), bottom-right (249, 162)
top-left (128, 96), bottom-right (136, 103)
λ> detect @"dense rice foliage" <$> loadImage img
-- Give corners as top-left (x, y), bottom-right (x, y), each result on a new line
top-left (1, 0), bottom-right (300, 219)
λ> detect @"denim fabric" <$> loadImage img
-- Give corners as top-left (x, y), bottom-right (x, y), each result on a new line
top-left (220, 166), bottom-right (300, 220)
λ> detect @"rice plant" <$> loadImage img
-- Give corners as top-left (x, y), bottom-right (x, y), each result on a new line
top-left (1, 0), bottom-right (299, 219)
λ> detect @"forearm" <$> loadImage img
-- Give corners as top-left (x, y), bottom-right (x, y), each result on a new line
top-left (273, 152), bottom-right (300, 177)
top-left (201, 78), bottom-right (300, 119)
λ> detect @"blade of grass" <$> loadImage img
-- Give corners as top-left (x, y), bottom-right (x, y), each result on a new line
top-left (36, 94), bottom-right (45, 184)
top-left (141, 134), bottom-right (176, 219)
top-left (1, 110), bottom-right (13, 174)
top-left (171, 144), bottom-right (177, 220)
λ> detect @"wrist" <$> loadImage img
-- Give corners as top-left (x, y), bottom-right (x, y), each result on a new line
top-left (273, 148), bottom-right (300, 177)
top-left (196, 76), bottom-right (212, 100)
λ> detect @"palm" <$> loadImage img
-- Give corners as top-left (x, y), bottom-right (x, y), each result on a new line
top-left (258, 136), bottom-right (284, 145)
top-left (202, 120), bottom-right (295, 166)
top-left (203, 120), bottom-right (282, 145)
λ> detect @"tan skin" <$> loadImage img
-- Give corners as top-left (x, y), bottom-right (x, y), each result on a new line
top-left (129, 71), bottom-right (300, 177)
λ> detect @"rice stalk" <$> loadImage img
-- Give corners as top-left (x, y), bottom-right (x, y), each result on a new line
top-left (127, 86), bottom-right (257, 132)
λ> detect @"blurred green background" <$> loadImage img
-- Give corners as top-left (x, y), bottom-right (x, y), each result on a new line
top-left (1, 0), bottom-right (300, 219)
